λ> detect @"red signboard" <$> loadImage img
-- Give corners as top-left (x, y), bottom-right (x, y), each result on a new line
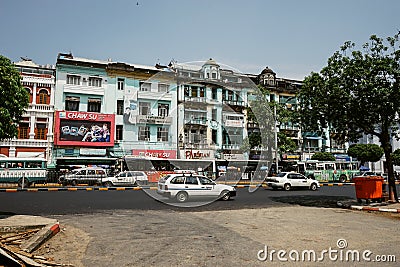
top-left (54, 111), bottom-right (115, 147)
top-left (131, 149), bottom-right (177, 159)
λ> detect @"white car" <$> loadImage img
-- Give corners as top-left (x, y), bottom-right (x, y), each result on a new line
top-left (102, 171), bottom-right (148, 187)
top-left (157, 173), bottom-right (236, 202)
top-left (266, 172), bottom-right (320, 191)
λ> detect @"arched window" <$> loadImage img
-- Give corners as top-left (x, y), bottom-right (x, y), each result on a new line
top-left (38, 89), bottom-right (48, 104)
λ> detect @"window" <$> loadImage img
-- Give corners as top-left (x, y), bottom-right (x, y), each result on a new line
top-left (139, 102), bottom-right (151, 115)
top-left (88, 77), bottom-right (102, 87)
top-left (170, 176), bottom-right (185, 184)
top-left (140, 82), bottom-right (150, 91)
top-left (191, 87), bottom-right (198, 97)
top-left (38, 89), bottom-right (49, 104)
top-left (117, 78), bottom-right (125, 90)
top-left (158, 84), bottom-right (168, 93)
top-left (212, 73), bottom-right (216, 79)
top-left (35, 124), bottom-right (46, 140)
top-left (116, 125), bottom-right (123, 140)
top-left (138, 126), bottom-right (150, 141)
top-left (65, 96), bottom-right (80, 111)
top-left (185, 176), bottom-right (198, 185)
top-left (117, 100), bottom-right (124, 115)
top-left (87, 98), bottom-right (101, 113)
top-left (184, 86), bottom-right (190, 97)
top-left (66, 75), bottom-right (80, 85)
top-left (158, 104), bottom-right (169, 117)
top-left (212, 88), bottom-right (217, 100)
top-left (200, 87), bottom-right (205, 97)
top-left (157, 127), bottom-right (169, 142)
top-left (18, 123), bottom-right (29, 139)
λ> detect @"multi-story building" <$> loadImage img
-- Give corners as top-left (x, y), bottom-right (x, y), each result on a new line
top-left (171, 59), bottom-right (251, 161)
top-left (53, 53), bottom-right (177, 169)
top-left (0, 58), bottom-right (55, 163)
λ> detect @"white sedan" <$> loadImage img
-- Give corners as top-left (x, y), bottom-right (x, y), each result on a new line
top-left (157, 173), bottom-right (236, 202)
top-left (265, 172), bottom-right (320, 191)
top-left (102, 171), bottom-right (148, 187)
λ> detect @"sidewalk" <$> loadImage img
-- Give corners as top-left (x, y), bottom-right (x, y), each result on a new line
top-left (337, 199), bottom-right (400, 213)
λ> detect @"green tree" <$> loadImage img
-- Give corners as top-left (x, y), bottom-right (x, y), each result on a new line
top-left (0, 55), bottom-right (29, 140)
top-left (347, 144), bottom-right (384, 166)
top-left (391, 149), bottom-right (400, 167)
top-left (311, 152), bottom-right (336, 161)
top-left (298, 34), bottom-right (400, 202)
top-left (277, 132), bottom-right (297, 155)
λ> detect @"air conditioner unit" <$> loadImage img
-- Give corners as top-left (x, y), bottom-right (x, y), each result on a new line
top-left (158, 138), bottom-right (163, 142)
top-left (144, 138), bottom-right (150, 141)
top-left (82, 78), bottom-right (87, 82)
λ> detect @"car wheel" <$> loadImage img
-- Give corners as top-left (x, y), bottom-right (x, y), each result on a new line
top-left (220, 190), bottom-right (230, 201)
top-left (176, 191), bottom-right (188, 202)
top-left (104, 181), bottom-right (113, 187)
top-left (339, 175), bottom-right (347, 183)
top-left (310, 183), bottom-right (317, 191)
top-left (71, 180), bottom-right (77, 186)
top-left (283, 183), bottom-right (291, 191)
top-left (18, 178), bottom-right (30, 188)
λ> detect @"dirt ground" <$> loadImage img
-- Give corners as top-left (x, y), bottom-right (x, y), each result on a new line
top-left (32, 207), bottom-right (400, 267)
top-left (34, 224), bottom-right (90, 267)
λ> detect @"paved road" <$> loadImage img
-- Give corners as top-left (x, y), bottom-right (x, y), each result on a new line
top-left (0, 185), bottom-right (356, 215)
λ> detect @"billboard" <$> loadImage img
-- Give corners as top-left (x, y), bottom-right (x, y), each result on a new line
top-left (54, 111), bottom-right (115, 147)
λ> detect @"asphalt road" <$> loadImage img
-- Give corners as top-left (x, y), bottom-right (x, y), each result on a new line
top-left (0, 185), bottom-right (357, 215)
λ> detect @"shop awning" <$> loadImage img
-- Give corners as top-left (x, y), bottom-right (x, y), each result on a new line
top-left (56, 157), bottom-right (118, 166)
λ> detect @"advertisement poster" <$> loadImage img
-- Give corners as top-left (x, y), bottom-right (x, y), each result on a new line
top-left (54, 111), bottom-right (115, 147)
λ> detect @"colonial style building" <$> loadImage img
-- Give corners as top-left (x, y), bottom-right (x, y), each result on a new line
top-left (0, 58), bottom-right (55, 163)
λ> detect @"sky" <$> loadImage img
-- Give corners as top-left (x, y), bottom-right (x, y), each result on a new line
top-left (1, 0), bottom-right (399, 80)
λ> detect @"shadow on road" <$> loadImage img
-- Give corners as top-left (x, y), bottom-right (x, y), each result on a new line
top-left (271, 195), bottom-right (354, 208)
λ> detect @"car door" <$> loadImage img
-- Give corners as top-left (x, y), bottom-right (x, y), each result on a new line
top-left (114, 172), bottom-right (127, 186)
top-left (198, 176), bottom-right (219, 197)
top-left (184, 176), bottom-right (202, 197)
top-left (295, 173), bottom-right (309, 188)
top-left (287, 173), bottom-right (299, 187)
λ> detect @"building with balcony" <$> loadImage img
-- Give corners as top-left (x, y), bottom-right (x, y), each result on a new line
top-left (0, 58), bottom-right (55, 162)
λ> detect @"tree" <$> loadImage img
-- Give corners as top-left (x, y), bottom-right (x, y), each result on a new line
top-left (0, 55), bottom-right (29, 140)
top-left (391, 149), bottom-right (400, 167)
top-left (311, 152), bottom-right (336, 161)
top-left (298, 33), bottom-right (400, 202)
top-left (347, 144), bottom-right (384, 167)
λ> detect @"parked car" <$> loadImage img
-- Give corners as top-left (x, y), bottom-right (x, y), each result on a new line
top-left (58, 167), bottom-right (107, 186)
top-left (102, 171), bottom-right (148, 187)
top-left (157, 173), bottom-right (236, 202)
top-left (265, 172), bottom-right (320, 191)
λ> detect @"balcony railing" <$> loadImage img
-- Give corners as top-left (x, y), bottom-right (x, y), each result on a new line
top-left (222, 99), bottom-right (246, 107)
top-left (136, 115), bottom-right (172, 125)
top-left (26, 104), bottom-right (54, 112)
top-left (184, 118), bottom-right (208, 126)
top-left (184, 96), bottom-right (206, 103)
top-left (222, 144), bottom-right (241, 150)
top-left (0, 139), bottom-right (49, 148)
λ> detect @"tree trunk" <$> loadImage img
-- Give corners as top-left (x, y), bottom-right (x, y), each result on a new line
top-left (381, 135), bottom-right (399, 202)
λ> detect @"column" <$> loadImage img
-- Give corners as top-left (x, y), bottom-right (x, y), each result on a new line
top-left (29, 115), bottom-right (35, 139)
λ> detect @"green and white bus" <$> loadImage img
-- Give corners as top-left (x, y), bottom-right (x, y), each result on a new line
top-left (0, 157), bottom-right (47, 187)
top-left (297, 160), bottom-right (359, 182)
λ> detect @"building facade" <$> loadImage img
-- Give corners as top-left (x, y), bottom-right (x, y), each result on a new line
top-left (0, 58), bottom-right (55, 163)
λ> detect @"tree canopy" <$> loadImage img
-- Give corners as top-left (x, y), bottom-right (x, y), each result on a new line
top-left (298, 33), bottom-right (400, 201)
top-left (0, 55), bottom-right (29, 140)
top-left (347, 144), bottom-right (384, 165)
top-left (311, 152), bottom-right (336, 161)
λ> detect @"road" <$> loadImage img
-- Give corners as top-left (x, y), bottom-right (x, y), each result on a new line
top-left (0, 185), bottom-right (356, 215)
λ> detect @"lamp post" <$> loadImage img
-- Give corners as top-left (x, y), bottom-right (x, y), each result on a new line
top-left (274, 104), bottom-right (279, 174)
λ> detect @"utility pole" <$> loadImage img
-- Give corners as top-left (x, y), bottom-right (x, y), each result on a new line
top-left (274, 105), bottom-right (279, 174)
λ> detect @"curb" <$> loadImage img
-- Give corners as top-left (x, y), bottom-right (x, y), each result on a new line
top-left (337, 200), bottom-right (400, 213)
top-left (20, 222), bottom-right (60, 253)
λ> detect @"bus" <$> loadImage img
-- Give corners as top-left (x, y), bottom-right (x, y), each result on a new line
top-left (296, 160), bottom-right (359, 182)
top-left (123, 156), bottom-right (269, 183)
top-left (0, 157), bottom-right (47, 187)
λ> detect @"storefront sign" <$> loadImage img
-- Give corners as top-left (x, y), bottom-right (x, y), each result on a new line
top-left (132, 149), bottom-right (177, 159)
top-left (184, 150), bottom-right (213, 159)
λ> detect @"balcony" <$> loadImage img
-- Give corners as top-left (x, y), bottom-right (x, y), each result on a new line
top-left (26, 104), bottom-right (54, 113)
top-left (0, 138), bottom-right (49, 148)
top-left (184, 96), bottom-right (206, 103)
top-left (222, 99), bottom-right (246, 107)
top-left (136, 115), bottom-right (172, 125)
top-left (222, 144), bottom-right (241, 150)
top-left (184, 118), bottom-right (208, 126)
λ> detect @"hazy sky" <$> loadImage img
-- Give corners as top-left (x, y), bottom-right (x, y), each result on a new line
top-left (1, 0), bottom-right (398, 80)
